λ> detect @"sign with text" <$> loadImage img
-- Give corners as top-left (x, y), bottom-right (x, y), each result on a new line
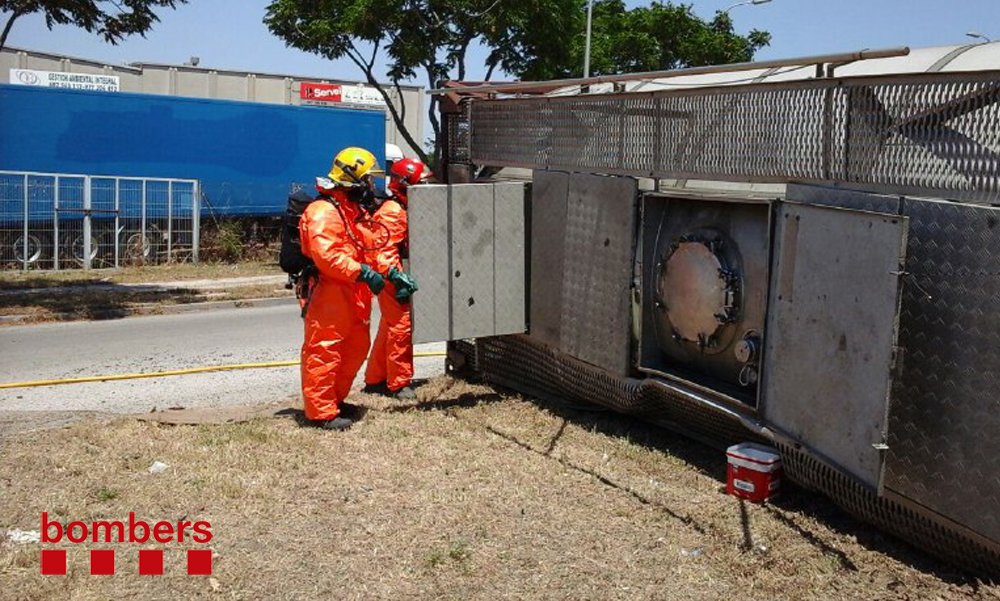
top-left (300, 81), bottom-right (342, 102)
top-left (340, 84), bottom-right (387, 107)
top-left (10, 69), bottom-right (120, 92)
top-left (299, 81), bottom-right (387, 108)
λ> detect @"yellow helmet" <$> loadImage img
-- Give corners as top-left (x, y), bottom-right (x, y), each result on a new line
top-left (328, 147), bottom-right (384, 185)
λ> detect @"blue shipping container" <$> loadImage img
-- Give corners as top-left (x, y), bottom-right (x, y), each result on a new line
top-left (0, 83), bottom-right (386, 218)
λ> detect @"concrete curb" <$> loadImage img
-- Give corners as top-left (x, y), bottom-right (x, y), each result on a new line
top-left (137, 296), bottom-right (296, 316)
top-left (0, 296), bottom-right (297, 325)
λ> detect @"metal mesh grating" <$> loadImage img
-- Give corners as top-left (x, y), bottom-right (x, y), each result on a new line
top-left (778, 441), bottom-right (1000, 574)
top-left (467, 72), bottom-right (1000, 204)
top-left (463, 334), bottom-right (1000, 575)
top-left (473, 335), bottom-right (758, 449)
top-left (445, 101), bottom-right (472, 165)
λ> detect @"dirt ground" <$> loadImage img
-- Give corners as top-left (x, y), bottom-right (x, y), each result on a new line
top-left (1, 377), bottom-right (997, 600)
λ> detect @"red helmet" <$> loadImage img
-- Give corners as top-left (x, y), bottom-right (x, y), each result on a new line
top-left (388, 158), bottom-right (433, 198)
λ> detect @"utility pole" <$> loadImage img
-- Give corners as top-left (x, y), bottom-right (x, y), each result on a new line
top-left (584, 0), bottom-right (594, 78)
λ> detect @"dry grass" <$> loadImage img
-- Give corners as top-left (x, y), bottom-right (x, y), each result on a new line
top-left (0, 261), bottom-right (279, 288)
top-left (0, 280), bottom-right (291, 324)
top-left (1, 378), bottom-right (997, 600)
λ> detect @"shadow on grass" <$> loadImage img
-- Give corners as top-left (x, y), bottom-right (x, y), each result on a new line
top-left (0, 276), bottom-right (112, 291)
top-left (0, 281), bottom-right (206, 321)
top-left (439, 378), bottom-right (991, 586)
top-left (385, 392), bottom-right (505, 413)
top-left (275, 402), bottom-right (371, 427)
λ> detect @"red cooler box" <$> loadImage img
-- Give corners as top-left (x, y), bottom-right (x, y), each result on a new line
top-left (726, 443), bottom-right (782, 503)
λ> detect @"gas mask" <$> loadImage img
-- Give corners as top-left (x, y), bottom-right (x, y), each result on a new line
top-left (348, 174), bottom-right (382, 214)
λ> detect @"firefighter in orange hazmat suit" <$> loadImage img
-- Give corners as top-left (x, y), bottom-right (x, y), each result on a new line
top-left (363, 158), bottom-right (430, 399)
top-left (299, 147), bottom-right (386, 430)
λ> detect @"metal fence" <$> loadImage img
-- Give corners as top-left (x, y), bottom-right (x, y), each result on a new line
top-left (0, 171), bottom-right (200, 270)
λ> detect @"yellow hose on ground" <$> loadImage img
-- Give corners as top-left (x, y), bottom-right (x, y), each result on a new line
top-left (0, 351), bottom-right (447, 390)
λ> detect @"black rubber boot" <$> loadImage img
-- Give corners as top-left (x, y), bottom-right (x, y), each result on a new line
top-left (339, 403), bottom-right (367, 422)
top-left (361, 381), bottom-right (389, 396)
top-left (392, 386), bottom-right (417, 400)
top-left (319, 417), bottom-right (354, 431)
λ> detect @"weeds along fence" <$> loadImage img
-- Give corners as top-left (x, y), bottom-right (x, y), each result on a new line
top-left (197, 216), bottom-right (282, 264)
top-left (0, 171), bottom-right (199, 270)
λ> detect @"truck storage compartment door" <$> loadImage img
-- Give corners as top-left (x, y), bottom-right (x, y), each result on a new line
top-left (527, 170), bottom-right (639, 376)
top-left (408, 182), bottom-right (528, 343)
top-left (761, 201), bottom-right (908, 492)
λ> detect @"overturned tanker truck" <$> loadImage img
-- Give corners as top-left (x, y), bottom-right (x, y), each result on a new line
top-left (409, 44), bottom-right (1000, 574)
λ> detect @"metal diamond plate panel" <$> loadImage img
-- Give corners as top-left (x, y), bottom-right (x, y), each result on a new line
top-left (493, 182), bottom-right (528, 336)
top-left (409, 184), bottom-right (452, 343)
top-left (450, 184), bottom-right (495, 340)
top-left (762, 202), bottom-right (908, 491)
top-left (468, 72), bottom-right (1000, 204)
top-left (785, 182), bottom-right (903, 215)
top-left (528, 170), bottom-right (569, 349)
top-left (560, 173), bottom-right (638, 376)
top-left (883, 197), bottom-right (1000, 546)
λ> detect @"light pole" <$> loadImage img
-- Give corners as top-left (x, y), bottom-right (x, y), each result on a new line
top-left (584, 0), bottom-right (594, 78)
top-left (722, 0), bottom-right (772, 15)
top-left (966, 31), bottom-right (993, 43)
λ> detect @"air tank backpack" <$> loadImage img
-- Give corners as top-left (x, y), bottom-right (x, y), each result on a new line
top-left (280, 189), bottom-right (323, 319)
top-left (279, 189), bottom-right (316, 278)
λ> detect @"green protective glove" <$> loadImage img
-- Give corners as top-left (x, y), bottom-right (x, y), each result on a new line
top-left (388, 267), bottom-right (418, 302)
top-left (357, 264), bottom-right (385, 295)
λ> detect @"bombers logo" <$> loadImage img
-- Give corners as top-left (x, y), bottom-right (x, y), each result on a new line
top-left (38, 512), bottom-right (214, 576)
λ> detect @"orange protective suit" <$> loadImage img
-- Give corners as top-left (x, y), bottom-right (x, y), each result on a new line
top-left (299, 191), bottom-right (372, 421)
top-left (364, 197), bottom-right (413, 392)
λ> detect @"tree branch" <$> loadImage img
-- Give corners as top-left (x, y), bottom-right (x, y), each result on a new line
top-left (467, 0), bottom-right (502, 19)
top-left (365, 39), bottom-right (377, 71)
top-left (456, 34), bottom-right (473, 81)
top-left (0, 10), bottom-right (23, 53)
top-left (425, 64), bottom-right (443, 168)
top-left (393, 77), bottom-right (407, 122)
top-left (344, 39), bottom-right (431, 165)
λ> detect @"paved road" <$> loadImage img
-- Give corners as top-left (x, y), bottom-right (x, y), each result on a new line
top-left (0, 303), bottom-right (446, 414)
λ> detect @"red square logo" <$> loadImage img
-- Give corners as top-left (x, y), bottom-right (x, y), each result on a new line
top-left (90, 549), bottom-right (115, 575)
top-left (187, 549), bottom-right (212, 575)
top-left (138, 549), bottom-right (164, 576)
top-left (40, 549), bottom-right (66, 576)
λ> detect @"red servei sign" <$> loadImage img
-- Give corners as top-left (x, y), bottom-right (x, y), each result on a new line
top-left (300, 82), bottom-right (342, 102)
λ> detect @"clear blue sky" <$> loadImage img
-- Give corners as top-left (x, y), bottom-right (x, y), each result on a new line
top-left (3, 0), bottom-right (999, 87)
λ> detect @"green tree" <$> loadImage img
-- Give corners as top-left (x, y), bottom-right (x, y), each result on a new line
top-left (0, 1), bottom-right (186, 52)
top-left (265, 0), bottom-right (770, 166)
top-left (494, 1), bottom-right (771, 79)
top-left (265, 0), bottom-right (579, 166)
